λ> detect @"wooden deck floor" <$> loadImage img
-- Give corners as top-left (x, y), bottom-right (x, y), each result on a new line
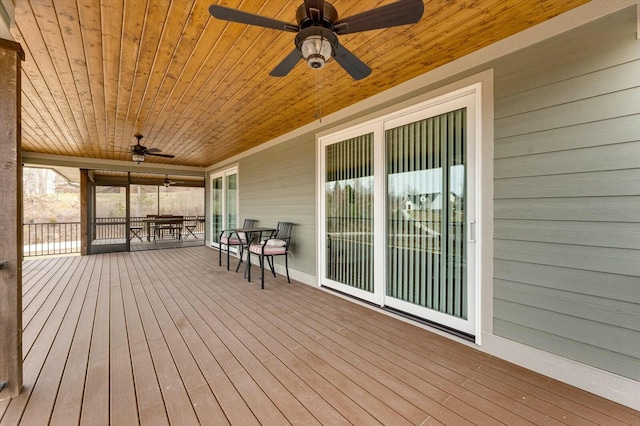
top-left (1, 246), bottom-right (639, 425)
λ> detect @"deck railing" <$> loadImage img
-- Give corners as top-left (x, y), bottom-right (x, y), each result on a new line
top-left (23, 222), bottom-right (81, 257)
top-left (23, 215), bottom-right (206, 256)
top-left (95, 216), bottom-right (205, 240)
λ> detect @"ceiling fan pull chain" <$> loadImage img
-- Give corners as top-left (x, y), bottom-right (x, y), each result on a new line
top-left (314, 69), bottom-right (322, 122)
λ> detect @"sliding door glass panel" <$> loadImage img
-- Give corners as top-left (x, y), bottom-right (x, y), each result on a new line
top-left (386, 108), bottom-right (467, 319)
top-left (226, 173), bottom-right (238, 231)
top-left (212, 176), bottom-right (223, 244)
top-left (325, 133), bottom-right (374, 292)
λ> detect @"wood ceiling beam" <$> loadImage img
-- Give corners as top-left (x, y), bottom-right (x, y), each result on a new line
top-left (22, 151), bottom-right (206, 177)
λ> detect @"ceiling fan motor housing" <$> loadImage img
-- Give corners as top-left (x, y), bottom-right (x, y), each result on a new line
top-left (295, 2), bottom-right (338, 28)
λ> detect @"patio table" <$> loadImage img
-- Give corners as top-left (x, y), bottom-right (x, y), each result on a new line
top-left (144, 216), bottom-right (184, 242)
top-left (228, 227), bottom-right (276, 276)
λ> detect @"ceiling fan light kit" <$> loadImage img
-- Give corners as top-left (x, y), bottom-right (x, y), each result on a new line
top-left (132, 153), bottom-right (145, 164)
top-left (297, 27), bottom-right (337, 69)
top-left (209, 0), bottom-right (424, 81)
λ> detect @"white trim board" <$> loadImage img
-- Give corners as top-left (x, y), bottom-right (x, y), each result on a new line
top-left (480, 333), bottom-right (640, 411)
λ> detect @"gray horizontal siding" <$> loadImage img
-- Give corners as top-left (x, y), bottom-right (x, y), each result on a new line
top-left (495, 219), bottom-right (640, 249)
top-left (495, 141), bottom-right (640, 178)
top-left (496, 18), bottom-right (640, 97)
top-left (494, 114), bottom-right (640, 159)
top-left (495, 196), bottom-right (640, 222)
top-left (494, 240), bottom-right (640, 277)
top-left (492, 7), bottom-right (640, 380)
top-left (495, 86), bottom-right (640, 139)
top-left (495, 60), bottom-right (640, 120)
top-left (494, 169), bottom-right (640, 198)
top-left (496, 279), bottom-right (640, 332)
top-left (495, 259), bottom-right (640, 304)
top-left (494, 318), bottom-right (640, 381)
top-left (238, 134), bottom-right (317, 276)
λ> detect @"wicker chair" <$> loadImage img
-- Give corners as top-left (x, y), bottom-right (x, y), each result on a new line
top-left (247, 222), bottom-right (292, 289)
top-left (218, 218), bottom-right (256, 271)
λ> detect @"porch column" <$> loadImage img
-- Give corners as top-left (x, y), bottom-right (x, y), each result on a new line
top-left (0, 38), bottom-right (24, 399)
top-left (80, 169), bottom-right (88, 255)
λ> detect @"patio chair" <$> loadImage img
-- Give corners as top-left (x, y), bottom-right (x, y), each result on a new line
top-left (247, 221), bottom-right (292, 289)
top-left (129, 226), bottom-right (143, 242)
top-left (218, 218), bottom-right (256, 271)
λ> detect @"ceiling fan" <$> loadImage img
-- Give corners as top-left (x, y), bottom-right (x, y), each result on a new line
top-left (162, 174), bottom-right (183, 187)
top-left (208, 0), bottom-right (424, 80)
top-left (129, 134), bottom-right (175, 164)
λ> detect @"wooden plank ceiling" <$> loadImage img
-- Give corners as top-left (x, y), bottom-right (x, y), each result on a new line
top-left (12, 0), bottom-right (590, 168)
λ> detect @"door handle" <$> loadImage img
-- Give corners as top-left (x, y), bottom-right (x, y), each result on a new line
top-left (469, 221), bottom-right (476, 243)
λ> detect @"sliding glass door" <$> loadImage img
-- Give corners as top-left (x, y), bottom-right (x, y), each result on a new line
top-left (210, 167), bottom-right (238, 247)
top-left (319, 88), bottom-right (479, 336)
top-left (385, 108), bottom-right (470, 330)
top-left (323, 132), bottom-right (375, 299)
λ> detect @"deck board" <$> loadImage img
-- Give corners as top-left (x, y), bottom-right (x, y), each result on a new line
top-left (49, 256), bottom-right (100, 426)
top-left (1, 246), bottom-right (639, 425)
top-left (110, 254), bottom-right (139, 425)
top-left (118, 254), bottom-right (169, 425)
top-left (80, 254), bottom-right (111, 426)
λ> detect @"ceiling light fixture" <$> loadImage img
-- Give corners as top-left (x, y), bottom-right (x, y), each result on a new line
top-left (132, 153), bottom-right (145, 164)
top-left (296, 27), bottom-right (337, 70)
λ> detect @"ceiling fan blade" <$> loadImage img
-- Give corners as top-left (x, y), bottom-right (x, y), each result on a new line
top-left (334, 0), bottom-right (424, 35)
top-left (209, 5), bottom-right (298, 32)
top-left (303, 0), bottom-right (325, 22)
top-left (333, 44), bottom-right (371, 81)
top-left (270, 49), bottom-right (302, 77)
top-left (146, 152), bottom-right (175, 158)
top-left (144, 147), bottom-right (162, 154)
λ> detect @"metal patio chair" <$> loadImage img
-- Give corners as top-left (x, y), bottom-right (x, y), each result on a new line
top-left (247, 221), bottom-right (292, 289)
top-left (218, 218), bottom-right (256, 270)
